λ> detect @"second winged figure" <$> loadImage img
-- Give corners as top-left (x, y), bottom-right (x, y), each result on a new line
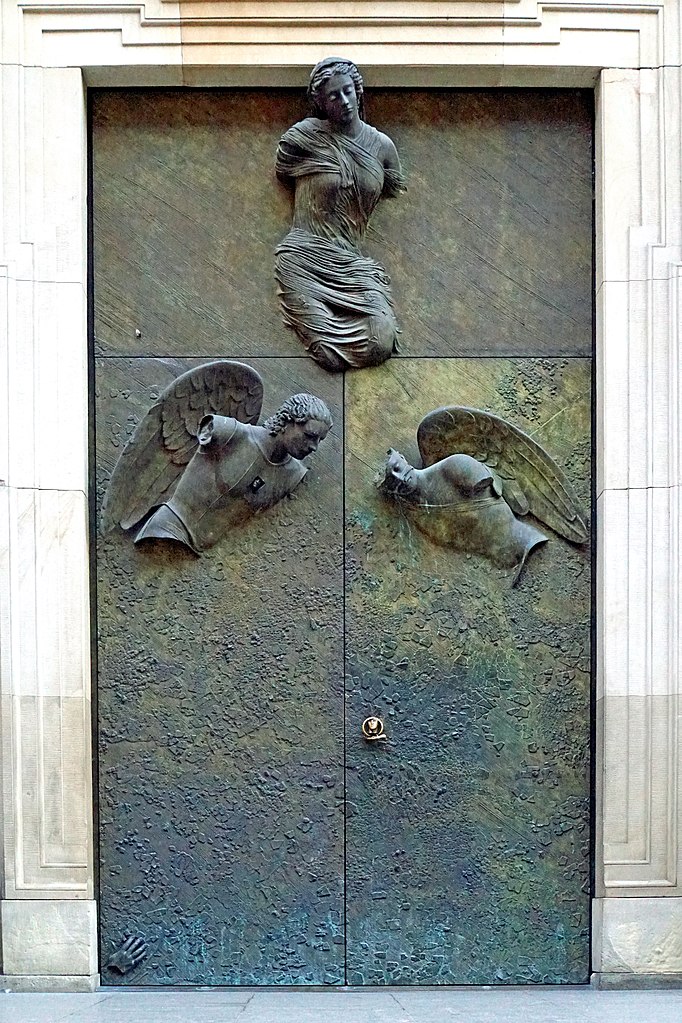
top-left (102, 361), bottom-right (332, 554)
top-left (377, 406), bottom-right (588, 585)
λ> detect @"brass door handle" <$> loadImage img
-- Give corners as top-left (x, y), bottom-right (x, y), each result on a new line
top-left (361, 716), bottom-right (386, 741)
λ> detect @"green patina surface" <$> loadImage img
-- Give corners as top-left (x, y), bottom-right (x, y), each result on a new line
top-left (96, 357), bottom-right (345, 985)
top-left (93, 89), bottom-right (593, 986)
top-left (345, 358), bottom-right (591, 984)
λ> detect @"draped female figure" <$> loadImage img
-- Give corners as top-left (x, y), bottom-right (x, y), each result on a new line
top-left (275, 58), bottom-right (406, 372)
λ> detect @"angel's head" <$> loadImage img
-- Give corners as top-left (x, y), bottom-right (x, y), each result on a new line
top-left (377, 449), bottom-right (417, 500)
top-left (263, 393), bottom-right (333, 461)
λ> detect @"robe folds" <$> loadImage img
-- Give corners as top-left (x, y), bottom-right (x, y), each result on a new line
top-left (275, 118), bottom-right (405, 372)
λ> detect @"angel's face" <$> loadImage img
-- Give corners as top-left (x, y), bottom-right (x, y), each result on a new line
top-left (280, 418), bottom-right (330, 460)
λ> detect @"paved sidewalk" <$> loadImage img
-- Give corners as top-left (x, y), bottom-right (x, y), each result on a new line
top-left (1, 988), bottom-right (681, 1023)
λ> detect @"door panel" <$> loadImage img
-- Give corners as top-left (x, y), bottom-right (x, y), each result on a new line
top-left (96, 357), bottom-right (345, 985)
top-left (344, 359), bottom-right (591, 985)
top-left (93, 89), bottom-right (593, 986)
top-left (92, 90), bottom-right (592, 361)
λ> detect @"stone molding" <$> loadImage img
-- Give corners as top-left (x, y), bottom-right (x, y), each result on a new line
top-left (1, 0), bottom-right (681, 984)
top-left (2, 0), bottom-right (669, 84)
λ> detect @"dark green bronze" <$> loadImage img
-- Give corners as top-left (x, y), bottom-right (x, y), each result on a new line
top-left (96, 357), bottom-right (345, 986)
top-left (377, 405), bottom-right (588, 585)
top-left (93, 87), bottom-right (593, 987)
top-left (345, 358), bottom-right (591, 984)
top-left (92, 89), bottom-right (592, 361)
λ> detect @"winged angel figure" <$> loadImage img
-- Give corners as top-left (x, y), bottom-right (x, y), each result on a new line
top-left (102, 361), bottom-right (332, 554)
top-left (377, 407), bottom-right (588, 585)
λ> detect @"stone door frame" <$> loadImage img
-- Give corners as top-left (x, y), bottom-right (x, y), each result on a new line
top-left (1, 0), bottom-right (680, 990)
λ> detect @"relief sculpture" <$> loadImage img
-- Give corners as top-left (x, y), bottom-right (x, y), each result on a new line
top-left (102, 360), bottom-right (332, 553)
top-left (378, 405), bottom-right (588, 584)
top-left (275, 57), bottom-right (406, 372)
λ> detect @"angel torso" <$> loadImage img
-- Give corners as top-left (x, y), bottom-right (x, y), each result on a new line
top-left (135, 419), bottom-right (307, 553)
top-left (381, 452), bottom-right (548, 584)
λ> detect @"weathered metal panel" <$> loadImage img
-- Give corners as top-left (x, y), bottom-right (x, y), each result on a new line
top-left (96, 357), bottom-right (344, 985)
top-left (345, 358), bottom-right (592, 985)
top-left (93, 88), bottom-right (593, 986)
top-left (92, 90), bottom-right (592, 362)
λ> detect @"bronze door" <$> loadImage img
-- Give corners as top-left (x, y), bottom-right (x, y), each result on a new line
top-left (344, 359), bottom-right (591, 984)
top-left (93, 88), bottom-right (592, 986)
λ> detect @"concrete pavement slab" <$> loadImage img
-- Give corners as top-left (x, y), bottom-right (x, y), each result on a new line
top-left (0, 986), bottom-right (681, 1023)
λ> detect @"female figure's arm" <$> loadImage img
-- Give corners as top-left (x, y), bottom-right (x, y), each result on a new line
top-left (377, 131), bottom-right (407, 197)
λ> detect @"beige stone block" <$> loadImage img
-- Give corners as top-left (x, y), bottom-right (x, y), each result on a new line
top-left (595, 281), bottom-right (630, 495)
top-left (18, 67), bottom-right (87, 286)
top-left (0, 66), bottom-right (25, 263)
top-left (596, 69), bottom-right (662, 288)
top-left (0, 488), bottom-right (90, 698)
top-left (594, 696), bottom-right (605, 893)
top-left (179, 0), bottom-right (501, 18)
top-left (0, 974), bottom-right (99, 992)
top-left (498, 65), bottom-right (597, 87)
top-left (661, 1), bottom-right (682, 65)
top-left (597, 488), bottom-right (681, 700)
top-left (0, 0), bottom-right (21, 64)
top-left (1, 695), bottom-right (92, 896)
top-left (85, 64), bottom-right (184, 87)
top-left (659, 65), bottom-right (682, 267)
top-left (3, 280), bottom-right (88, 491)
top-left (1, 901), bottom-right (97, 976)
top-left (181, 62), bottom-right (506, 89)
top-left (21, 9), bottom-right (182, 69)
top-left (597, 279), bottom-right (680, 493)
top-left (596, 489), bottom-right (632, 699)
top-left (602, 696), bottom-right (679, 889)
top-left (502, 3), bottom-right (661, 69)
top-left (594, 898), bottom-right (682, 973)
top-left (182, 41), bottom-right (507, 69)
top-left (180, 18), bottom-right (507, 49)
top-left (0, 488), bottom-right (92, 896)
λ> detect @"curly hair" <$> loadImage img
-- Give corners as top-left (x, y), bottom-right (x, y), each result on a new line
top-left (263, 393), bottom-right (333, 436)
top-left (308, 57), bottom-right (365, 121)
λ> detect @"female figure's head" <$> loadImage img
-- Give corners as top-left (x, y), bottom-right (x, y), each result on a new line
top-left (308, 57), bottom-right (365, 123)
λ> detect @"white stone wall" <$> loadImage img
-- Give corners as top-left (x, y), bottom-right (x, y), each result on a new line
top-left (0, 0), bottom-right (680, 990)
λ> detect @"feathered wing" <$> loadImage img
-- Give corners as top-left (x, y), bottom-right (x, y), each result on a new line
top-left (101, 361), bottom-right (264, 531)
top-left (417, 406), bottom-right (588, 543)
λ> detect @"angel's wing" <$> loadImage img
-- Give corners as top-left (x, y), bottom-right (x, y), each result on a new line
top-left (417, 406), bottom-right (588, 543)
top-left (102, 361), bottom-right (264, 531)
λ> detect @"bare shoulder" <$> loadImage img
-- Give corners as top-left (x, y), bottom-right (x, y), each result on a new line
top-left (374, 129), bottom-right (400, 169)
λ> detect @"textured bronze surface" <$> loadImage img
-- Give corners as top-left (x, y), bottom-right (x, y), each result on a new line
top-left (96, 357), bottom-right (344, 986)
top-left (93, 88), bottom-right (593, 987)
top-left (345, 358), bottom-right (591, 984)
top-left (92, 89), bottom-right (592, 360)
top-left (274, 59), bottom-right (406, 371)
top-left (106, 935), bottom-right (148, 975)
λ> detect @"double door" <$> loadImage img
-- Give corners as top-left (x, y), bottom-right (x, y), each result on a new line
top-left (95, 354), bottom-right (591, 987)
top-left (93, 88), bottom-right (593, 986)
